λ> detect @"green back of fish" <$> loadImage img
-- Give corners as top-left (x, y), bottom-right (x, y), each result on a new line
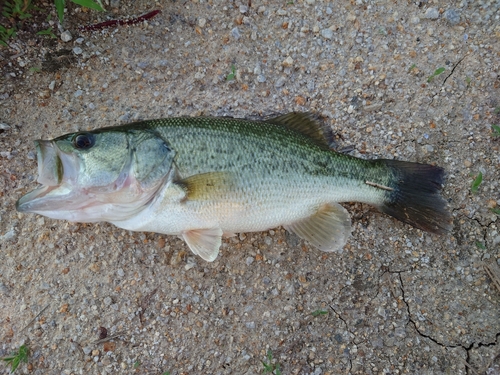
top-left (139, 116), bottom-right (385, 186)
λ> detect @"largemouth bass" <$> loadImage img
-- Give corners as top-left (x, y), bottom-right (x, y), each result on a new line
top-left (16, 113), bottom-right (451, 261)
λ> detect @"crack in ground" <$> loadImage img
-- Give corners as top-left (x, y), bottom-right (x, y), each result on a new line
top-left (325, 303), bottom-right (354, 372)
top-left (394, 271), bottom-right (500, 374)
top-left (443, 55), bottom-right (468, 85)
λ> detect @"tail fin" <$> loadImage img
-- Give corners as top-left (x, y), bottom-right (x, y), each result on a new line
top-left (378, 160), bottom-right (452, 234)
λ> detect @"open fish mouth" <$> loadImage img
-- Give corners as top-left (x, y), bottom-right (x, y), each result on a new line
top-left (16, 140), bottom-right (83, 215)
top-left (16, 136), bottom-right (164, 223)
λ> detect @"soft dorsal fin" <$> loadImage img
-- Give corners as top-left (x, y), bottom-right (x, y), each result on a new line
top-left (266, 112), bottom-right (331, 148)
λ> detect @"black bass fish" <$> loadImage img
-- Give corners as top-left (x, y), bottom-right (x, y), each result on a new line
top-left (16, 113), bottom-right (451, 261)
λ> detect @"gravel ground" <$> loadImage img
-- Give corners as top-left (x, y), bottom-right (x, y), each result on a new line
top-left (1, 0), bottom-right (499, 374)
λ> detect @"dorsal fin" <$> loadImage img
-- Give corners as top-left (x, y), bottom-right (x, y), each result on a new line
top-left (265, 112), bottom-right (332, 149)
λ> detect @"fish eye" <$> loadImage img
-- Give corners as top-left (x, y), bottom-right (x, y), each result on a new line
top-left (72, 133), bottom-right (95, 150)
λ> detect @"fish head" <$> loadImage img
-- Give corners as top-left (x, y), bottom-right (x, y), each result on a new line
top-left (16, 127), bottom-right (174, 222)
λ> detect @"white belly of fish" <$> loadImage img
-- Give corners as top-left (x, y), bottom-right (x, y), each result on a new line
top-left (110, 173), bottom-right (383, 261)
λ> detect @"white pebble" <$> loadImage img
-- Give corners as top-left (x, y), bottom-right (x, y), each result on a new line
top-left (321, 29), bottom-right (333, 39)
top-left (424, 8), bottom-right (439, 19)
top-left (61, 30), bottom-right (72, 42)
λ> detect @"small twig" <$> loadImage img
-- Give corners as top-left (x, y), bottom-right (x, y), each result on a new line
top-left (446, 348), bottom-right (480, 375)
top-left (92, 331), bottom-right (128, 345)
top-left (483, 261), bottom-right (500, 293)
top-left (365, 180), bottom-right (394, 191)
top-left (139, 288), bottom-right (158, 325)
top-left (20, 304), bottom-right (50, 333)
top-left (480, 350), bottom-right (500, 374)
top-left (382, 272), bottom-right (399, 299)
top-left (80, 10), bottom-right (161, 32)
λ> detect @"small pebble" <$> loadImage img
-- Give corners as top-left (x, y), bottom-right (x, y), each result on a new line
top-left (424, 8), bottom-right (439, 20)
top-left (48, 81), bottom-right (56, 91)
top-left (321, 29), bottom-right (333, 39)
top-left (444, 9), bottom-right (460, 25)
top-left (61, 30), bottom-right (72, 42)
top-left (231, 27), bottom-right (241, 39)
top-left (73, 47), bottom-right (83, 55)
top-left (282, 56), bottom-right (293, 67)
top-left (75, 37), bottom-right (84, 44)
top-left (275, 76), bottom-right (286, 88)
top-left (198, 18), bottom-right (207, 28)
top-left (74, 89), bottom-right (83, 98)
top-left (239, 5), bottom-right (248, 13)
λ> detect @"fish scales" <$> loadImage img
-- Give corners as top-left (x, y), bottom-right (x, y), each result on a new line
top-left (16, 113), bottom-right (451, 261)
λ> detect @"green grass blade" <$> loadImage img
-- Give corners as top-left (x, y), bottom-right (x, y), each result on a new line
top-left (471, 172), bottom-right (482, 194)
top-left (434, 67), bottom-right (445, 76)
top-left (226, 65), bottom-right (236, 81)
top-left (492, 124), bottom-right (500, 137)
top-left (475, 241), bottom-right (486, 250)
top-left (70, 0), bottom-right (105, 11)
top-left (311, 309), bottom-right (328, 317)
top-left (55, 0), bottom-right (65, 23)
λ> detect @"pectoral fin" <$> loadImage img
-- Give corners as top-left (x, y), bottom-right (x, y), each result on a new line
top-left (182, 227), bottom-right (223, 262)
top-left (178, 172), bottom-right (235, 201)
top-left (284, 203), bottom-right (351, 252)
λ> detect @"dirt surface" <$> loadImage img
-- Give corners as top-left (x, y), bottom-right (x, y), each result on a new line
top-left (1, 0), bottom-right (499, 374)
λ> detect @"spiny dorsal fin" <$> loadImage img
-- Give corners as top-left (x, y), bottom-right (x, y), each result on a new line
top-left (266, 112), bottom-right (332, 149)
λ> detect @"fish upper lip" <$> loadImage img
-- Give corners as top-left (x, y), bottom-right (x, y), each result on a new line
top-left (35, 140), bottom-right (62, 186)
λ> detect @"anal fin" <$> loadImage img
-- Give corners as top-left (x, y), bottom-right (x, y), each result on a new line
top-left (182, 227), bottom-right (223, 262)
top-left (284, 203), bottom-right (351, 253)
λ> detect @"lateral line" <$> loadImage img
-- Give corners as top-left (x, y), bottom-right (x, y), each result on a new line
top-left (365, 180), bottom-right (394, 191)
